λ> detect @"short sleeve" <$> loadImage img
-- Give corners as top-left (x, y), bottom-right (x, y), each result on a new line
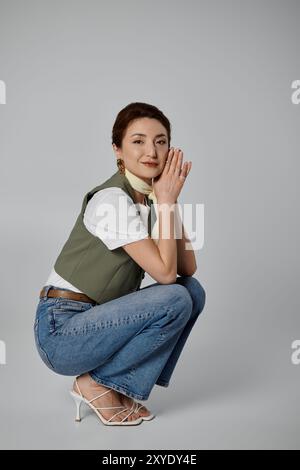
top-left (83, 187), bottom-right (150, 250)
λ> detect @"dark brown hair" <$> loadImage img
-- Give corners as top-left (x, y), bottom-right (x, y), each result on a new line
top-left (112, 102), bottom-right (171, 149)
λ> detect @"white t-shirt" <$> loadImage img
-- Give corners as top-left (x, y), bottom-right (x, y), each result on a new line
top-left (45, 187), bottom-right (150, 293)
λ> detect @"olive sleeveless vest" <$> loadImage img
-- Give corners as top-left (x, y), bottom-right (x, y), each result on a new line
top-left (54, 170), bottom-right (156, 304)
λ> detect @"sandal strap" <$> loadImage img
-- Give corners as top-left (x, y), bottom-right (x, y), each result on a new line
top-left (120, 407), bottom-right (136, 423)
top-left (74, 382), bottom-right (139, 423)
top-left (88, 388), bottom-right (112, 403)
top-left (128, 399), bottom-right (145, 413)
top-left (75, 377), bottom-right (83, 397)
top-left (107, 407), bottom-right (132, 423)
top-left (95, 406), bottom-right (125, 410)
top-left (74, 376), bottom-right (113, 404)
top-left (74, 380), bottom-right (149, 422)
top-left (135, 403), bottom-right (146, 412)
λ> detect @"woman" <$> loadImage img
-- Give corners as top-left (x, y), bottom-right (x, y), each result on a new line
top-left (34, 102), bottom-right (206, 426)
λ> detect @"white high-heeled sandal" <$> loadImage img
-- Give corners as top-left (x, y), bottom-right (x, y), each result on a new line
top-left (70, 377), bottom-right (143, 426)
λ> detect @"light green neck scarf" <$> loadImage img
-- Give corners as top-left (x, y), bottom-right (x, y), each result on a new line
top-left (124, 168), bottom-right (157, 204)
top-left (124, 168), bottom-right (159, 243)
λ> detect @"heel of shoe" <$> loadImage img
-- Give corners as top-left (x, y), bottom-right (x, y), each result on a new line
top-left (70, 391), bottom-right (83, 422)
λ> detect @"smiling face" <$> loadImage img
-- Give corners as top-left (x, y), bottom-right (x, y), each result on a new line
top-left (112, 117), bottom-right (169, 186)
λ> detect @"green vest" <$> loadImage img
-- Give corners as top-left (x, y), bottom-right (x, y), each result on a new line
top-left (54, 170), bottom-right (156, 304)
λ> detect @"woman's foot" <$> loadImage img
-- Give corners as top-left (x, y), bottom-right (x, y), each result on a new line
top-left (73, 373), bottom-right (141, 423)
top-left (117, 392), bottom-right (152, 418)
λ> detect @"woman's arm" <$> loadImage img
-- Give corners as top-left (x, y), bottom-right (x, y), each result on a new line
top-left (176, 221), bottom-right (197, 276)
top-left (174, 200), bottom-right (197, 277)
top-left (123, 148), bottom-right (193, 283)
top-left (122, 202), bottom-right (178, 284)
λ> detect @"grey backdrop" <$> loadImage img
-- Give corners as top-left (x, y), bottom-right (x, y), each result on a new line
top-left (0, 0), bottom-right (299, 450)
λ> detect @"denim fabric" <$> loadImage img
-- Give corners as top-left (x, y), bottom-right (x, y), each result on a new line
top-left (33, 276), bottom-right (206, 401)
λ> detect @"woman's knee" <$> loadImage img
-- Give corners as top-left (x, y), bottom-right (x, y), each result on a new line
top-left (142, 283), bottom-right (193, 327)
top-left (164, 283), bottom-right (193, 326)
top-left (177, 276), bottom-right (206, 317)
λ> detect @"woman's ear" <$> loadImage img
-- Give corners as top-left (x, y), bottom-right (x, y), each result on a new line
top-left (112, 143), bottom-right (120, 157)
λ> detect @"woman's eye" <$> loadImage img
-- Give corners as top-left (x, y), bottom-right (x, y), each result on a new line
top-left (133, 140), bottom-right (166, 145)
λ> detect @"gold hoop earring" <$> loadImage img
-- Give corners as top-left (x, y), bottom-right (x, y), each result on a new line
top-left (116, 158), bottom-right (125, 174)
top-left (117, 158), bottom-right (125, 174)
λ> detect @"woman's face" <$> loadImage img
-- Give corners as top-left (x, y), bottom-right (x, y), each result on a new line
top-left (113, 117), bottom-right (169, 185)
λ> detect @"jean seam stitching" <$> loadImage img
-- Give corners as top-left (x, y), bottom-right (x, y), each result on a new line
top-left (52, 305), bottom-right (175, 336)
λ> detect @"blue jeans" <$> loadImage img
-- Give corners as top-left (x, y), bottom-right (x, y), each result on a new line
top-left (34, 276), bottom-right (206, 401)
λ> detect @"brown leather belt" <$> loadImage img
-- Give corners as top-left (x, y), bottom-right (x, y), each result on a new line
top-left (39, 287), bottom-right (98, 305)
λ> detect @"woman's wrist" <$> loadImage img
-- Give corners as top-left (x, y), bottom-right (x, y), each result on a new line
top-left (157, 198), bottom-right (177, 205)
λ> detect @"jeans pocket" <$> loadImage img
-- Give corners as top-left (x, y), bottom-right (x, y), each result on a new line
top-left (51, 309), bottom-right (78, 332)
top-left (51, 300), bottom-right (93, 332)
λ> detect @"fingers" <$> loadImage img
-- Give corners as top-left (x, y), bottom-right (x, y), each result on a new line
top-left (179, 161), bottom-right (188, 180)
top-left (165, 147), bottom-right (192, 181)
top-left (175, 151), bottom-right (183, 179)
top-left (165, 148), bottom-right (181, 175)
top-left (184, 161), bottom-right (192, 177)
top-left (164, 147), bottom-right (174, 172)
top-left (169, 148), bottom-right (180, 173)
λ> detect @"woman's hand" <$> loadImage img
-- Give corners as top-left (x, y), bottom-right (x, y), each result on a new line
top-left (153, 147), bottom-right (192, 204)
